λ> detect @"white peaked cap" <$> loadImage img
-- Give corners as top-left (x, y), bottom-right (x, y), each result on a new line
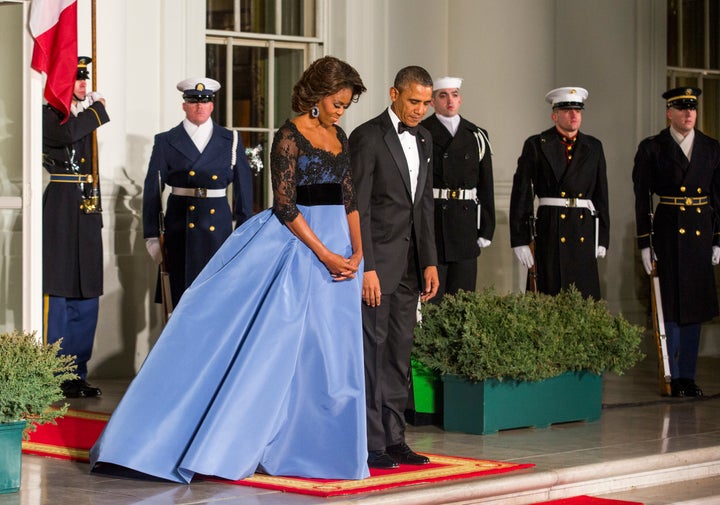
top-left (176, 77), bottom-right (221, 95)
top-left (433, 76), bottom-right (463, 90)
top-left (544, 87), bottom-right (588, 109)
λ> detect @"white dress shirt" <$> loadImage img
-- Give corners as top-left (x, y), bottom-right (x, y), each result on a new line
top-left (388, 108), bottom-right (419, 201)
top-left (183, 118), bottom-right (213, 153)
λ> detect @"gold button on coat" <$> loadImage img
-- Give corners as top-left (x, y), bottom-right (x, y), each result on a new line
top-left (189, 223), bottom-right (195, 229)
top-left (561, 237), bottom-right (566, 243)
top-left (561, 213), bottom-right (566, 219)
top-left (680, 186), bottom-right (686, 193)
top-left (696, 230), bottom-right (701, 236)
top-left (210, 209), bottom-right (215, 214)
top-left (560, 191), bottom-right (566, 197)
top-left (679, 228), bottom-right (685, 234)
top-left (211, 175), bottom-right (218, 180)
top-left (209, 226), bottom-right (215, 232)
top-left (189, 170), bottom-right (196, 176)
top-left (189, 205), bottom-right (196, 211)
top-left (580, 237), bottom-right (585, 243)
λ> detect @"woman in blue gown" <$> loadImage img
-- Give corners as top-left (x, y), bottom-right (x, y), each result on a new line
top-left (90, 56), bottom-right (369, 483)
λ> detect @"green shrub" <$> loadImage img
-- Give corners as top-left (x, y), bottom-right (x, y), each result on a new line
top-left (413, 287), bottom-right (645, 382)
top-left (0, 330), bottom-right (77, 436)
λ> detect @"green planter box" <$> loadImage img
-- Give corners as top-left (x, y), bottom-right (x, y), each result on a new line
top-left (443, 371), bottom-right (602, 435)
top-left (406, 359), bottom-right (443, 425)
top-left (0, 421), bottom-right (26, 494)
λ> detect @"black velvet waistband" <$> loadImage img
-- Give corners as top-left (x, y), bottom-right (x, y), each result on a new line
top-left (296, 184), bottom-right (343, 206)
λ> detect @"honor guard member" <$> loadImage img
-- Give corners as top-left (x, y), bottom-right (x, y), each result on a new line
top-left (421, 76), bottom-right (495, 298)
top-left (633, 86), bottom-right (720, 397)
top-left (509, 87), bottom-right (609, 299)
top-left (143, 77), bottom-right (253, 308)
top-left (42, 56), bottom-right (110, 398)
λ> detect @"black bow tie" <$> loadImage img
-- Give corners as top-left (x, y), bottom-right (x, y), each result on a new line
top-left (397, 122), bottom-right (418, 136)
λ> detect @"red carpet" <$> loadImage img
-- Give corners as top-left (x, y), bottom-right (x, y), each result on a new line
top-left (22, 408), bottom-right (109, 462)
top-left (216, 454), bottom-right (534, 497)
top-left (22, 409), bottom-right (534, 496)
top-left (531, 497), bottom-right (643, 505)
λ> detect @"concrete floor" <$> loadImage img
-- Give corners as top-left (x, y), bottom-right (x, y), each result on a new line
top-left (3, 352), bottom-right (719, 504)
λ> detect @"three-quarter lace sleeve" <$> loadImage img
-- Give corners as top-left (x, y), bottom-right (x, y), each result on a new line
top-left (271, 124), bottom-right (300, 222)
top-left (339, 131), bottom-right (357, 214)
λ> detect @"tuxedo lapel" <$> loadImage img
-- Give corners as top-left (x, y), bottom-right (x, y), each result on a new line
top-left (382, 117), bottom-right (413, 198)
top-left (415, 131), bottom-right (431, 204)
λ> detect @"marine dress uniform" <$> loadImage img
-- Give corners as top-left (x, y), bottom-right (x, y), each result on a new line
top-left (421, 89), bottom-right (495, 296)
top-left (633, 86), bottom-right (720, 397)
top-left (510, 87), bottom-right (609, 299)
top-left (42, 56), bottom-right (109, 397)
top-left (143, 78), bottom-right (253, 308)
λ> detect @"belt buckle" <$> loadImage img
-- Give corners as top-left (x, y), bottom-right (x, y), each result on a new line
top-left (450, 189), bottom-right (459, 199)
top-left (567, 198), bottom-right (577, 208)
top-left (195, 188), bottom-right (207, 198)
top-left (685, 197), bottom-right (693, 205)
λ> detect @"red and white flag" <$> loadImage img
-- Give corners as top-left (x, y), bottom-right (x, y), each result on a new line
top-left (29, 0), bottom-right (78, 121)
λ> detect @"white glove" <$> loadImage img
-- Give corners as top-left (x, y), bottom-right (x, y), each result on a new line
top-left (712, 246), bottom-right (720, 266)
top-left (596, 245), bottom-right (606, 258)
top-left (513, 245), bottom-right (534, 269)
top-left (640, 247), bottom-right (655, 276)
top-left (145, 237), bottom-right (163, 265)
top-left (87, 91), bottom-right (105, 105)
top-left (477, 238), bottom-right (491, 248)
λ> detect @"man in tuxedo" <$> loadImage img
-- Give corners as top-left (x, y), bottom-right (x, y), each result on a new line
top-left (421, 76), bottom-right (495, 299)
top-left (509, 87), bottom-right (609, 299)
top-left (633, 86), bottom-right (720, 397)
top-left (350, 66), bottom-right (439, 469)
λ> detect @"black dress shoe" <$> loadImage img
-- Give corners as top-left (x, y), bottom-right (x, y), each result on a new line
top-left (61, 379), bottom-right (102, 398)
top-left (386, 443), bottom-right (430, 465)
top-left (681, 379), bottom-right (703, 397)
top-left (79, 379), bottom-right (102, 397)
top-left (367, 450), bottom-right (398, 469)
top-left (671, 378), bottom-right (685, 397)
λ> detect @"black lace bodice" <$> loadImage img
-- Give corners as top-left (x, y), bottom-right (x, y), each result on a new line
top-left (270, 120), bottom-right (357, 222)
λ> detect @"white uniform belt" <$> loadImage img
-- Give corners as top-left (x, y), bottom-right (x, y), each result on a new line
top-left (171, 186), bottom-right (227, 198)
top-left (538, 197), bottom-right (596, 214)
top-left (538, 197), bottom-right (600, 257)
top-left (433, 188), bottom-right (477, 200)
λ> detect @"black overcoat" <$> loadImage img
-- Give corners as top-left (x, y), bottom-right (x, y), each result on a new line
top-left (509, 127), bottom-right (610, 299)
top-left (421, 114), bottom-right (495, 263)
top-left (42, 102), bottom-right (110, 298)
top-left (633, 127), bottom-right (720, 324)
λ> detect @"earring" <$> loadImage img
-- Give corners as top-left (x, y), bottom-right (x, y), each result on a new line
top-left (310, 106), bottom-right (319, 118)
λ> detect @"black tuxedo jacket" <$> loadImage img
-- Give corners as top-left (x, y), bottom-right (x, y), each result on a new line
top-left (350, 109), bottom-right (437, 293)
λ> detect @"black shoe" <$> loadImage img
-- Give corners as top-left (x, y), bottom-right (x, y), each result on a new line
top-left (681, 379), bottom-right (703, 397)
top-left (671, 378), bottom-right (685, 397)
top-left (79, 379), bottom-right (102, 397)
top-left (386, 443), bottom-right (430, 465)
top-left (61, 379), bottom-right (102, 398)
top-left (367, 450), bottom-right (399, 469)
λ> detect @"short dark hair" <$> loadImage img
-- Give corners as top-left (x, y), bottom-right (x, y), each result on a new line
top-left (393, 66), bottom-right (433, 92)
top-left (291, 56), bottom-right (367, 114)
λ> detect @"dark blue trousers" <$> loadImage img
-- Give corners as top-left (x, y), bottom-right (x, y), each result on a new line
top-left (44, 295), bottom-right (99, 380)
top-left (664, 321), bottom-right (701, 380)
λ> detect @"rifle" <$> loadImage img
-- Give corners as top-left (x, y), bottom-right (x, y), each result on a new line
top-left (526, 181), bottom-right (538, 293)
top-left (81, 0), bottom-right (102, 214)
top-left (648, 192), bottom-right (671, 396)
top-left (158, 172), bottom-right (173, 323)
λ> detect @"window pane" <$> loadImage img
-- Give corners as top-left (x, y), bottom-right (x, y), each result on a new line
top-left (207, 0), bottom-right (233, 30)
top-left (232, 46), bottom-right (269, 129)
top-left (274, 48), bottom-right (304, 125)
top-left (282, 0), bottom-right (316, 37)
top-left (206, 43), bottom-right (228, 124)
top-left (701, 77), bottom-right (719, 139)
top-left (710, 0), bottom-right (719, 70)
top-left (667, 0), bottom-right (680, 66)
top-left (682, 0), bottom-right (705, 68)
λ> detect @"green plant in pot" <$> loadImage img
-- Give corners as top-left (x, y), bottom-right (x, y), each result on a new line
top-left (412, 287), bottom-right (645, 434)
top-left (0, 330), bottom-right (77, 493)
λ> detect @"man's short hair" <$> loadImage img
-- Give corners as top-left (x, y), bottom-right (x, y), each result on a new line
top-left (393, 66), bottom-right (433, 92)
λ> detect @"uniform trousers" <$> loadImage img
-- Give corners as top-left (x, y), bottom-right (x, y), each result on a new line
top-left (362, 244), bottom-right (420, 451)
top-left (664, 321), bottom-right (701, 380)
top-left (44, 295), bottom-right (99, 380)
top-left (436, 257), bottom-right (477, 299)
